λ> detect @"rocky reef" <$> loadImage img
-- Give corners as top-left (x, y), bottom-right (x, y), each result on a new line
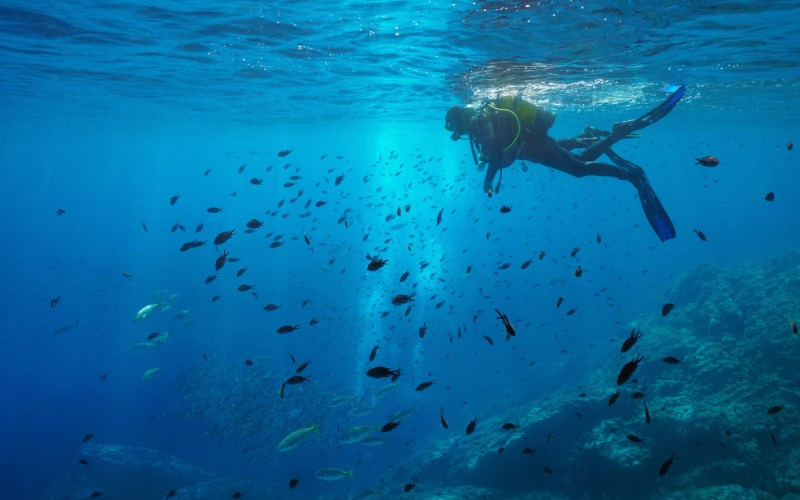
top-left (385, 249), bottom-right (800, 499)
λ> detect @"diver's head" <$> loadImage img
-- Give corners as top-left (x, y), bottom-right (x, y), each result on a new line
top-left (445, 106), bottom-right (473, 141)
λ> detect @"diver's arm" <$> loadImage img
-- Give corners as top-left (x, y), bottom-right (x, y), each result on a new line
top-left (483, 162), bottom-right (499, 193)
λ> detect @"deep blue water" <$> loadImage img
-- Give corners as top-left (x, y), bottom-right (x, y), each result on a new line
top-left (1, 1), bottom-right (799, 499)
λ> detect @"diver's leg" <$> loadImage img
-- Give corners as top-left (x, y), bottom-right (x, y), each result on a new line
top-left (530, 136), bottom-right (634, 181)
top-left (527, 138), bottom-right (676, 241)
top-left (578, 86), bottom-right (687, 162)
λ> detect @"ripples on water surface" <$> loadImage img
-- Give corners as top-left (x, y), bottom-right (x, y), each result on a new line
top-left (1, 0), bottom-right (799, 122)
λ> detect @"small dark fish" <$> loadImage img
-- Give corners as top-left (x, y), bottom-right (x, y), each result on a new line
top-left (538, 250), bottom-right (546, 260)
top-left (617, 355), bottom-right (644, 385)
top-left (542, 467), bottom-right (554, 474)
top-left (404, 480), bottom-right (416, 492)
top-left (236, 267), bottom-right (247, 277)
top-left (466, 417), bottom-right (477, 435)
top-left (180, 240), bottom-right (206, 251)
top-left (765, 191), bottom-right (775, 201)
top-left (661, 303), bottom-right (675, 317)
top-left (419, 323), bottom-right (427, 339)
top-left (146, 332), bottom-right (159, 340)
top-left (141, 220), bottom-right (148, 232)
top-left (367, 258), bottom-right (388, 271)
top-left (574, 411), bottom-right (583, 419)
top-left (237, 284), bottom-right (254, 292)
top-left (246, 219), bottom-right (263, 229)
top-left (315, 200), bottom-right (327, 207)
top-left (56, 208), bottom-right (66, 215)
top-left (501, 423), bottom-right (519, 430)
top-left (497, 447), bottom-right (505, 453)
top-left (245, 359), bottom-right (253, 366)
top-left (440, 407), bottom-right (449, 429)
top-left (215, 250), bottom-right (229, 271)
top-left (289, 477), bottom-right (300, 489)
top-left (436, 208), bottom-right (443, 225)
top-left (50, 296), bottom-right (61, 308)
top-left (90, 492), bottom-right (103, 498)
top-left (400, 271), bottom-right (409, 282)
top-left (608, 390), bottom-right (620, 406)
top-left (770, 430), bottom-right (778, 445)
top-left (214, 229), bottom-right (235, 246)
top-left (788, 140), bottom-right (794, 151)
top-left (335, 173), bottom-right (345, 186)
top-left (207, 207), bottom-right (223, 213)
top-left (79, 459), bottom-right (90, 465)
top-left (416, 380), bottom-right (435, 391)
top-left (250, 178), bottom-right (263, 185)
top-left (263, 303), bottom-right (281, 311)
top-left (767, 405), bottom-right (784, 415)
top-left (369, 344), bottom-right (380, 362)
top-left (232, 493), bottom-right (243, 499)
top-left (695, 156), bottom-right (719, 167)
top-left (566, 308), bottom-right (577, 316)
top-left (495, 308), bottom-right (515, 336)
top-left (621, 329), bottom-right (642, 353)
top-left (195, 223), bottom-right (204, 233)
top-left (522, 447), bottom-right (535, 454)
top-left (276, 324), bottom-right (299, 334)
top-left (366, 366), bottom-right (401, 379)
top-left (237, 163), bottom-right (246, 173)
top-left (170, 194), bottom-right (180, 206)
top-left (122, 272), bottom-right (132, 278)
top-left (596, 233), bottom-right (602, 243)
top-left (483, 335), bottom-right (495, 346)
top-left (204, 168), bottom-right (211, 176)
top-left (662, 356), bottom-right (682, 365)
top-left (521, 258), bottom-right (533, 270)
top-left (500, 205), bottom-right (512, 213)
top-left (644, 399), bottom-right (651, 424)
top-left (659, 453), bottom-right (676, 476)
top-left (574, 266), bottom-right (583, 278)
top-left (556, 296), bottom-right (564, 308)
top-left (269, 241), bottom-right (284, 248)
top-left (82, 433), bottom-right (94, 443)
top-left (692, 228), bottom-right (707, 241)
top-left (791, 320), bottom-right (797, 334)
top-left (277, 149), bottom-right (291, 157)
top-left (631, 391), bottom-right (645, 400)
top-left (285, 375), bottom-right (309, 385)
top-left (627, 434), bottom-right (644, 444)
top-left (296, 361), bottom-right (310, 373)
top-left (211, 295), bottom-right (219, 302)
top-left (570, 247), bottom-right (580, 257)
top-left (381, 421), bottom-right (401, 432)
top-left (391, 293), bottom-right (415, 306)
top-left (165, 489), bottom-right (176, 498)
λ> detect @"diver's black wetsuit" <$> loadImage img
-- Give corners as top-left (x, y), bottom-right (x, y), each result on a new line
top-left (461, 87), bottom-right (686, 241)
top-left (472, 110), bottom-right (642, 193)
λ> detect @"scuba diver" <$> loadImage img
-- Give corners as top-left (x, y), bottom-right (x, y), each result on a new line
top-left (444, 86), bottom-right (687, 241)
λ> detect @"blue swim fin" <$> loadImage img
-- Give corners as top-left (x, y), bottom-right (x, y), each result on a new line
top-left (606, 150), bottom-right (676, 242)
top-left (628, 85), bottom-right (687, 132)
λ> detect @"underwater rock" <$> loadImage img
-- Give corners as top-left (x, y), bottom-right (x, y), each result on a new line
top-left (45, 443), bottom-right (216, 500)
top-left (381, 251), bottom-right (800, 498)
